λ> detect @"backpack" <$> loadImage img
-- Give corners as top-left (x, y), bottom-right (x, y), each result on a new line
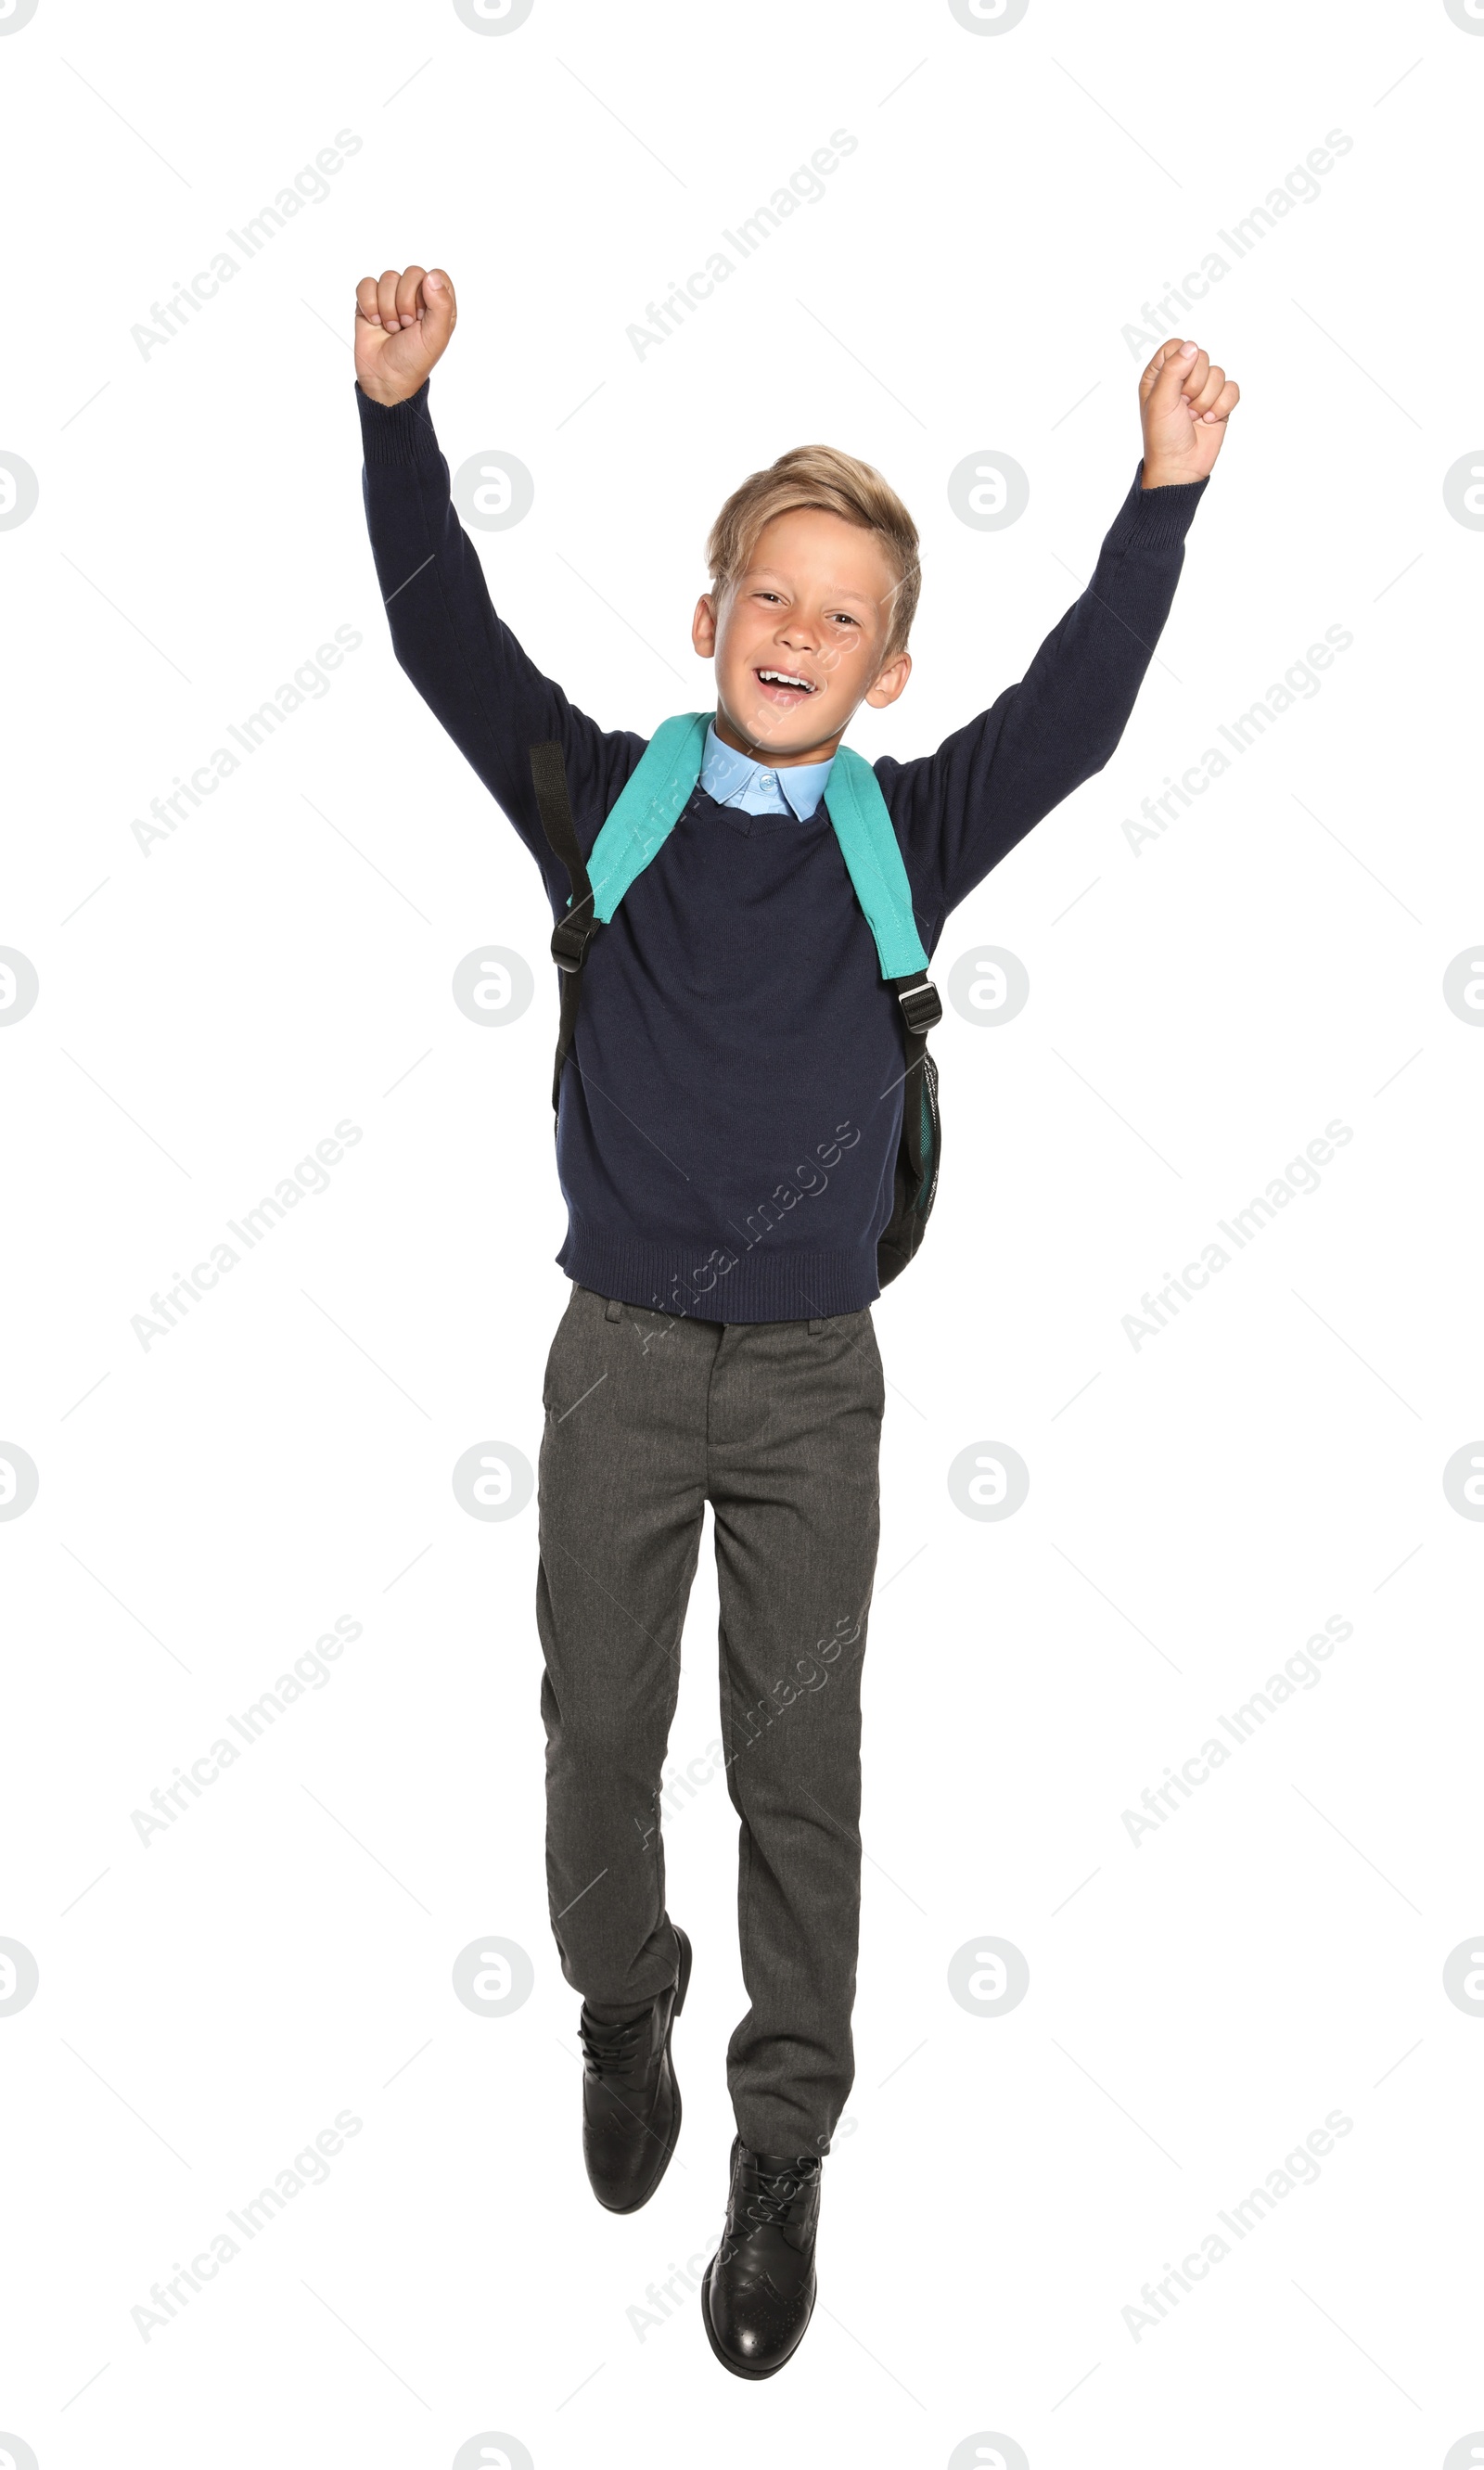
top-left (528, 712), bottom-right (942, 1287)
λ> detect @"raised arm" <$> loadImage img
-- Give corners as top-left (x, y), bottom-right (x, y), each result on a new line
top-left (880, 336), bottom-right (1237, 940)
top-left (353, 264), bottom-right (643, 894)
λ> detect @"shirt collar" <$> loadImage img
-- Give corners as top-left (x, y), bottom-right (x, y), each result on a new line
top-left (698, 718), bottom-right (835, 821)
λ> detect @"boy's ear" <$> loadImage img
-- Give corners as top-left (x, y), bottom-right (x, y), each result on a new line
top-left (692, 593), bottom-right (719, 658)
top-left (864, 651), bottom-right (911, 711)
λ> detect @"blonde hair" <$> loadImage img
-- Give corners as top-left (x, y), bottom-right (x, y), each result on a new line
top-left (706, 444), bottom-right (921, 660)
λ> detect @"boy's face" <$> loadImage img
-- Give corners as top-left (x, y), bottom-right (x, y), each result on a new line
top-left (693, 506), bottom-right (912, 765)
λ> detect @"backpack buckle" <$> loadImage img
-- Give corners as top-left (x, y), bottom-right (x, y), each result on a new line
top-left (551, 906), bottom-right (598, 974)
top-left (897, 978), bottom-right (942, 1035)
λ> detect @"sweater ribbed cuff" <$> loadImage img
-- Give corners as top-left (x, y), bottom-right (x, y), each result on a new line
top-left (1104, 456), bottom-right (1209, 552)
top-left (355, 378), bottom-right (439, 465)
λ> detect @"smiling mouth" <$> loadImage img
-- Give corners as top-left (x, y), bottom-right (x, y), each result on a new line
top-left (754, 667), bottom-right (818, 703)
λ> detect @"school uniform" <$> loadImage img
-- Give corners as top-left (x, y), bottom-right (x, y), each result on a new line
top-left (357, 378), bottom-right (1207, 2155)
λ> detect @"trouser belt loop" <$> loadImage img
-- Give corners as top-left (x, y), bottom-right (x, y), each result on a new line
top-left (605, 1296), bottom-right (623, 1323)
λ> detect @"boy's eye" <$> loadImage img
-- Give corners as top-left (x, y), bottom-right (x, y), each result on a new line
top-left (745, 595), bottom-right (864, 632)
top-left (751, 594), bottom-right (859, 627)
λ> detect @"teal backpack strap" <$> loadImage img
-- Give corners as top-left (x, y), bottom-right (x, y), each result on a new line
top-left (824, 746), bottom-right (942, 1272)
top-left (529, 710), bottom-right (710, 1115)
top-left (585, 710), bottom-right (710, 921)
top-left (822, 744), bottom-right (930, 979)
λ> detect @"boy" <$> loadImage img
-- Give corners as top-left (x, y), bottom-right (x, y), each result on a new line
top-left (352, 262), bottom-right (1235, 2378)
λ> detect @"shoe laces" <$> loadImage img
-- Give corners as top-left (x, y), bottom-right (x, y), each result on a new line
top-left (579, 2011), bottom-right (647, 2078)
top-left (734, 2149), bottom-right (821, 2233)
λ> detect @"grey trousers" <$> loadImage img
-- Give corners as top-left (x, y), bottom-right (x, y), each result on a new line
top-left (536, 1282), bottom-right (884, 2155)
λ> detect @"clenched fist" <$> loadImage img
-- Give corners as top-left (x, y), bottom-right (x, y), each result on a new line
top-left (354, 264), bottom-right (457, 406)
top-left (1138, 338), bottom-right (1240, 489)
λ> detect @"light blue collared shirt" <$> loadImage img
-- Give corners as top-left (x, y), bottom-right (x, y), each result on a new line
top-left (697, 719), bottom-right (835, 821)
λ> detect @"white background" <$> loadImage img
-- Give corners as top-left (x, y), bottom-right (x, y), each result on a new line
top-left (3, 2), bottom-right (1482, 2464)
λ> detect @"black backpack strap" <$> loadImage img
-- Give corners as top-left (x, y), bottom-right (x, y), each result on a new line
top-left (889, 970), bottom-right (942, 1194)
top-left (530, 740), bottom-right (600, 1112)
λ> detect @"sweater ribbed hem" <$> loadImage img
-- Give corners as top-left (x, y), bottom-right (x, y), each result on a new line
top-left (558, 1231), bottom-right (882, 1325)
top-left (1105, 456), bottom-right (1209, 552)
top-left (355, 378), bottom-right (439, 465)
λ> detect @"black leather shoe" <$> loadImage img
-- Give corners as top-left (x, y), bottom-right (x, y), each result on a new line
top-left (578, 1927), bottom-right (691, 2213)
top-left (702, 2135), bottom-right (822, 2377)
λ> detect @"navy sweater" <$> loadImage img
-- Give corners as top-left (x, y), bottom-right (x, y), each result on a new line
top-left (358, 382), bottom-right (1207, 1322)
